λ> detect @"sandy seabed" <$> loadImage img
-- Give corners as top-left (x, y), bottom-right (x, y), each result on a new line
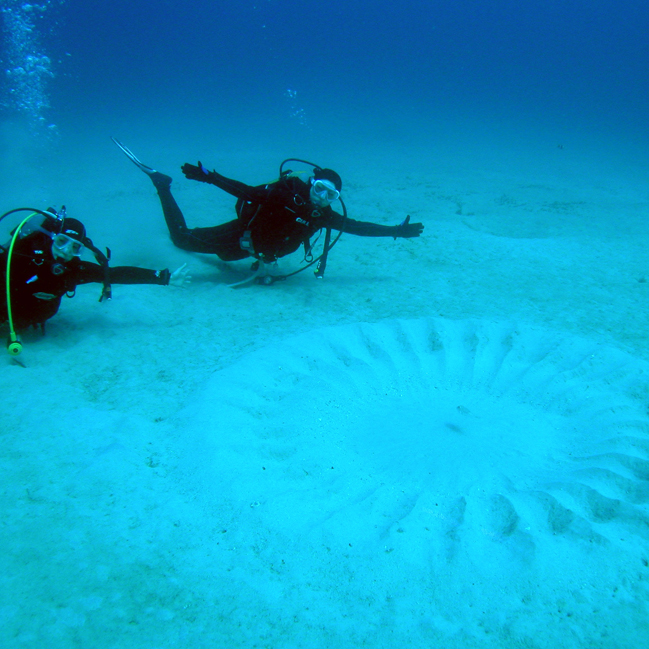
top-left (1, 120), bottom-right (648, 648)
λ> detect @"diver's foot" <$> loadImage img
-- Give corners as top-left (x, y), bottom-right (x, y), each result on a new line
top-left (150, 171), bottom-right (172, 189)
top-left (111, 137), bottom-right (170, 183)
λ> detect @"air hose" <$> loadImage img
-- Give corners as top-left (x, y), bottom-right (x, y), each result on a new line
top-left (5, 213), bottom-right (38, 355)
top-left (1, 208), bottom-right (56, 356)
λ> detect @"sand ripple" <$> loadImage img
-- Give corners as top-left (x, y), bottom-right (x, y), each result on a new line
top-left (183, 318), bottom-right (649, 646)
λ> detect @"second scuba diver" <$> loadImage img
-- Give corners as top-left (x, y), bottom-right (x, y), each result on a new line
top-left (113, 138), bottom-right (424, 284)
top-left (1, 207), bottom-right (190, 353)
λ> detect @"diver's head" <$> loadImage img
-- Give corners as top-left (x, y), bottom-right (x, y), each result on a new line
top-left (51, 217), bottom-right (86, 261)
top-left (310, 167), bottom-right (342, 207)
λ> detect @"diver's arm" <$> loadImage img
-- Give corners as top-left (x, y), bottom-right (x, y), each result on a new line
top-left (181, 162), bottom-right (268, 202)
top-left (328, 210), bottom-right (424, 238)
top-left (74, 262), bottom-right (171, 286)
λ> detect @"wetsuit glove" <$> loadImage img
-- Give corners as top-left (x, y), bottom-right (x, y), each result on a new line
top-left (393, 215), bottom-right (424, 239)
top-left (181, 161), bottom-right (213, 183)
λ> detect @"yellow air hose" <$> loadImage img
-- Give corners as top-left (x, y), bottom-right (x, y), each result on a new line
top-left (5, 213), bottom-right (38, 356)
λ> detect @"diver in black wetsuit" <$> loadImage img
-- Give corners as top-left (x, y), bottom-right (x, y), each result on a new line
top-left (112, 139), bottom-right (424, 277)
top-left (1, 209), bottom-right (190, 334)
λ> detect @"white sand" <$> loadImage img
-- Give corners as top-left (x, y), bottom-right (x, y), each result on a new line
top-left (1, 119), bottom-right (648, 648)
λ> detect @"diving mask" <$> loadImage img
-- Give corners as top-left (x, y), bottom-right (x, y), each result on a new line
top-left (311, 178), bottom-right (340, 203)
top-left (52, 233), bottom-right (84, 260)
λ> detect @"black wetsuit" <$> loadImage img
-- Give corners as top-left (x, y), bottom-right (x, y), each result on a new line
top-left (154, 172), bottom-right (402, 262)
top-left (0, 231), bottom-right (170, 330)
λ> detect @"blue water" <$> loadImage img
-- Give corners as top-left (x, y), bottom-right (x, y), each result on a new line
top-left (3, 0), bottom-right (648, 150)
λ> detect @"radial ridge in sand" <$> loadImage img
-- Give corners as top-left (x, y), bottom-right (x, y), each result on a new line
top-left (177, 318), bottom-right (649, 647)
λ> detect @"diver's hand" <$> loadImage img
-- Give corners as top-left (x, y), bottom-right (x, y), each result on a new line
top-left (393, 215), bottom-right (424, 239)
top-left (181, 161), bottom-right (212, 182)
top-left (169, 263), bottom-right (192, 288)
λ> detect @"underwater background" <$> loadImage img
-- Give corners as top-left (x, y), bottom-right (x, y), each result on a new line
top-left (2, 1), bottom-right (649, 648)
top-left (3, 0), bottom-right (648, 159)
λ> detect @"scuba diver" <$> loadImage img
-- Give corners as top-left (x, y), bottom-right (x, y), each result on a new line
top-left (1, 206), bottom-right (190, 355)
top-left (112, 138), bottom-right (424, 285)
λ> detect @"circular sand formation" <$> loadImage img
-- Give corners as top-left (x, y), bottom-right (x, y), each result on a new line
top-left (183, 318), bottom-right (649, 646)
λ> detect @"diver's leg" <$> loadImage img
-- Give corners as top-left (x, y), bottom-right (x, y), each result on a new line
top-left (187, 221), bottom-right (251, 260)
top-left (150, 176), bottom-right (195, 249)
top-left (112, 138), bottom-right (193, 248)
top-left (154, 179), bottom-right (249, 259)
top-left (112, 138), bottom-right (249, 259)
